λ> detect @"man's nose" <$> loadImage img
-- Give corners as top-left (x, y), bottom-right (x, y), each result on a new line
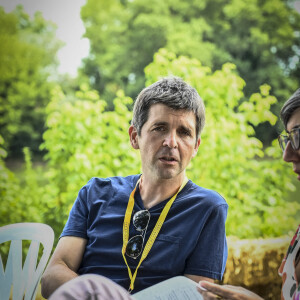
top-left (283, 141), bottom-right (298, 162)
top-left (163, 131), bottom-right (178, 148)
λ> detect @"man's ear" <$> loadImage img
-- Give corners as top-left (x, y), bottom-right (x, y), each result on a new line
top-left (128, 125), bottom-right (139, 149)
top-left (192, 137), bottom-right (201, 158)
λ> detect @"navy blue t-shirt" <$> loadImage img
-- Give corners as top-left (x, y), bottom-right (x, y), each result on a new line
top-left (61, 175), bottom-right (228, 293)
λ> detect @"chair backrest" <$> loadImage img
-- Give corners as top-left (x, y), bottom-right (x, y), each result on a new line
top-left (0, 223), bottom-right (54, 300)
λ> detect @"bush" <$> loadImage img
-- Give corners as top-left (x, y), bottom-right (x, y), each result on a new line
top-left (0, 138), bottom-right (46, 226)
top-left (144, 49), bottom-right (299, 237)
top-left (40, 85), bottom-right (140, 236)
top-left (2, 50), bottom-right (298, 240)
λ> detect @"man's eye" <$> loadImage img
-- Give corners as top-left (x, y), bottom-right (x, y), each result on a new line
top-left (180, 130), bottom-right (191, 136)
top-left (153, 127), bottom-right (165, 132)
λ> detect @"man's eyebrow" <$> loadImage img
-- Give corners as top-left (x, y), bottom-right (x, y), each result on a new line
top-left (178, 125), bottom-right (192, 132)
top-left (150, 122), bottom-right (194, 133)
top-left (151, 121), bottom-right (168, 126)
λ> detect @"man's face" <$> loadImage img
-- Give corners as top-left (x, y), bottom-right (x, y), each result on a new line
top-left (129, 103), bottom-right (201, 181)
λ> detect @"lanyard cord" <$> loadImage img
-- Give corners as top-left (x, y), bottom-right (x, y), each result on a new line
top-left (122, 176), bottom-right (189, 292)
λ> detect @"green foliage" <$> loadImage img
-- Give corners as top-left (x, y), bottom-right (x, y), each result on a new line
top-left (1, 50), bottom-right (298, 240)
top-left (0, 6), bottom-right (62, 157)
top-left (40, 84), bottom-right (140, 234)
top-left (145, 49), bottom-right (299, 237)
top-left (38, 50), bottom-right (299, 238)
top-left (80, 0), bottom-right (300, 113)
top-left (0, 137), bottom-right (52, 262)
top-left (0, 137), bottom-right (46, 226)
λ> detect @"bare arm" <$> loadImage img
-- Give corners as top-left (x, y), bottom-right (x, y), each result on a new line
top-left (197, 281), bottom-right (264, 300)
top-left (41, 236), bottom-right (87, 299)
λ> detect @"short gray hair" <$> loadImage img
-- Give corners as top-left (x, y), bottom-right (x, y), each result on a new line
top-left (280, 88), bottom-right (300, 130)
top-left (131, 76), bottom-right (205, 139)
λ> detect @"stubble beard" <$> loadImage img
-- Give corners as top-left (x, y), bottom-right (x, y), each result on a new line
top-left (152, 159), bottom-right (183, 180)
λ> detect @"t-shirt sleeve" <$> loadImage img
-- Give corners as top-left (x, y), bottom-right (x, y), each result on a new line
top-left (184, 202), bottom-right (228, 280)
top-left (60, 182), bottom-right (90, 239)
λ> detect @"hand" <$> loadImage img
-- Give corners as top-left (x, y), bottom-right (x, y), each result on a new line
top-left (197, 281), bottom-right (264, 300)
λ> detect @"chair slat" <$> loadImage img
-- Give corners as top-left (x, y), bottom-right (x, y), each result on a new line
top-left (23, 241), bottom-right (40, 290)
top-left (0, 248), bottom-right (13, 299)
top-left (0, 223), bottom-right (54, 300)
top-left (11, 240), bottom-right (25, 300)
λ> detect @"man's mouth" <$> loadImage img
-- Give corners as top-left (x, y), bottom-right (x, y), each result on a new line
top-left (159, 156), bottom-right (178, 163)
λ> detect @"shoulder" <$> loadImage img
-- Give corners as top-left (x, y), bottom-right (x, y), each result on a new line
top-left (81, 174), bottom-right (140, 196)
top-left (183, 180), bottom-right (227, 207)
top-left (84, 174), bottom-right (139, 189)
top-left (75, 174), bottom-right (140, 208)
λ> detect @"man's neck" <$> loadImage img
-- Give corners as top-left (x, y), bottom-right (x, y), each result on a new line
top-left (139, 173), bottom-right (186, 210)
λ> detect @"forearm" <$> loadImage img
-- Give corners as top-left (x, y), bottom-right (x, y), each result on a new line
top-left (41, 236), bottom-right (87, 298)
top-left (41, 263), bottom-right (79, 299)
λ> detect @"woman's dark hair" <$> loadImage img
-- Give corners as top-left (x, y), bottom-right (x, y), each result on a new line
top-left (280, 89), bottom-right (300, 130)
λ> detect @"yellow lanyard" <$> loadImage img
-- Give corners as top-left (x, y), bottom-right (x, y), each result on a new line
top-left (122, 176), bottom-right (189, 292)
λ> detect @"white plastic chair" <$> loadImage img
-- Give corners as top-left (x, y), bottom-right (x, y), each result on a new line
top-left (0, 223), bottom-right (54, 300)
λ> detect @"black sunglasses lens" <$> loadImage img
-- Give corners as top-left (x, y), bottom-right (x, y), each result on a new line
top-left (125, 210), bottom-right (150, 258)
top-left (133, 210), bottom-right (150, 231)
top-left (126, 235), bottom-right (143, 258)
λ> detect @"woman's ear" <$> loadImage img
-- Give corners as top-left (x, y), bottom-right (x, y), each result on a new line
top-left (128, 125), bottom-right (139, 149)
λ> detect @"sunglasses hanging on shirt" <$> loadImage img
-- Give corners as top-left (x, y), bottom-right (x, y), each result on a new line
top-left (125, 210), bottom-right (150, 259)
top-left (122, 176), bottom-right (189, 292)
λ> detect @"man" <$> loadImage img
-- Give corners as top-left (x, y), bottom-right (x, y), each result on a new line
top-left (199, 88), bottom-right (300, 300)
top-left (41, 77), bottom-right (228, 299)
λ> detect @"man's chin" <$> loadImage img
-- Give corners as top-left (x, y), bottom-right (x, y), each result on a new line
top-left (156, 169), bottom-right (182, 180)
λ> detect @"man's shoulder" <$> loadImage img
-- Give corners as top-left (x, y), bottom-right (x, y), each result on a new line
top-left (186, 180), bottom-right (227, 206)
top-left (77, 174), bottom-right (140, 205)
top-left (84, 174), bottom-right (140, 190)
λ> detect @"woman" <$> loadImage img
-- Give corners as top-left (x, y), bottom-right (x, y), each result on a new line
top-left (199, 88), bottom-right (300, 300)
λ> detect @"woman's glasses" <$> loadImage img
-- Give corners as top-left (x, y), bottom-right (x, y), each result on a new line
top-left (278, 127), bottom-right (300, 152)
top-left (125, 210), bottom-right (150, 259)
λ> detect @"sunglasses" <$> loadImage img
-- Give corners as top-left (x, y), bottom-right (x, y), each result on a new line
top-left (125, 210), bottom-right (150, 259)
top-left (278, 127), bottom-right (300, 152)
